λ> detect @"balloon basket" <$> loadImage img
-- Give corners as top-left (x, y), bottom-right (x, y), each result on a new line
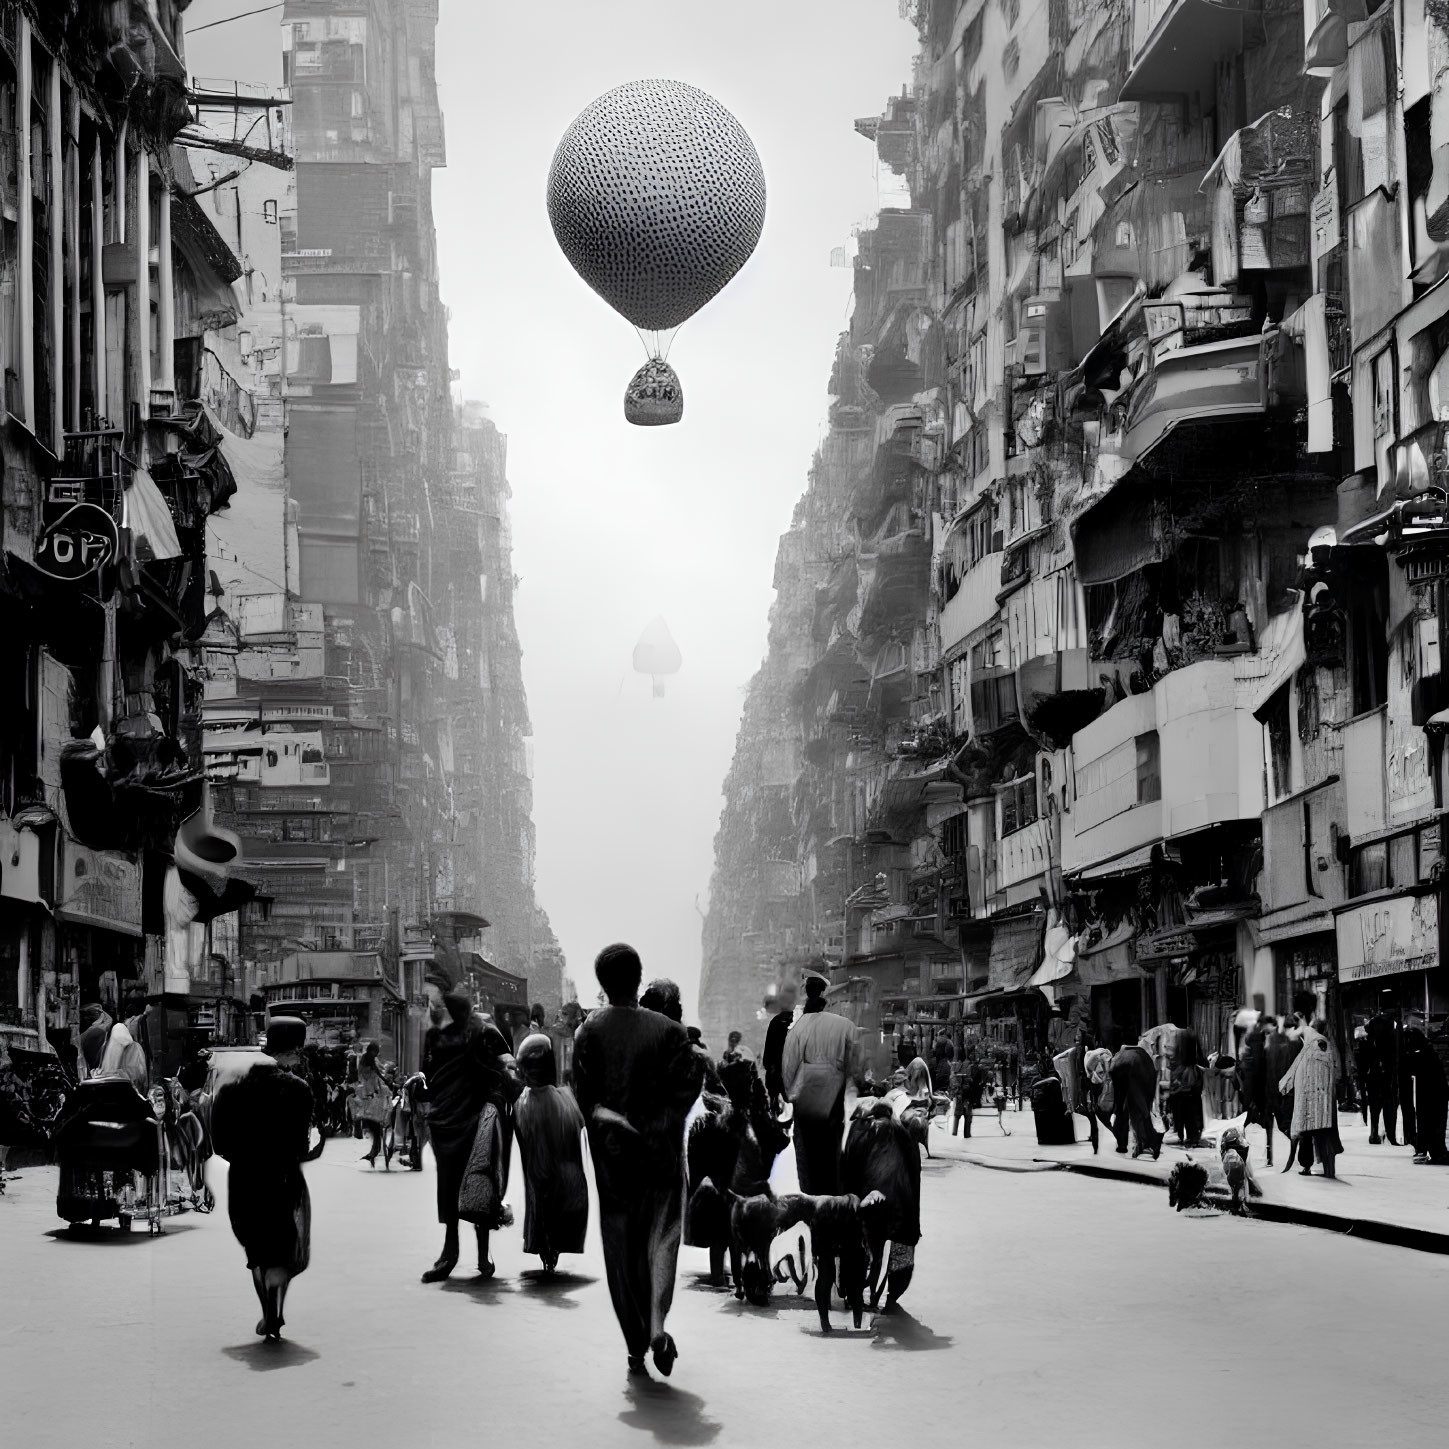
top-left (625, 359), bottom-right (683, 426)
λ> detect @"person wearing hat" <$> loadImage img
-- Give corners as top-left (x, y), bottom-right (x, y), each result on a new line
top-left (513, 1033), bottom-right (588, 1275)
top-left (573, 944), bottom-right (704, 1378)
top-left (209, 1017), bottom-right (326, 1343)
top-left (419, 965), bottom-right (522, 1283)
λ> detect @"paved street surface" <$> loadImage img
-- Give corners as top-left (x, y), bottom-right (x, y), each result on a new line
top-left (5, 1136), bottom-right (1449, 1448)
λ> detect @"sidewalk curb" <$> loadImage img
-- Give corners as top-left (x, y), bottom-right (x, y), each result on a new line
top-left (952, 1153), bottom-right (1063, 1174)
top-left (958, 1150), bottom-right (1449, 1255)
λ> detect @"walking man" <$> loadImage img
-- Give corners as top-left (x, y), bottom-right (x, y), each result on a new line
top-left (573, 944), bottom-right (704, 1379)
top-left (781, 975), bottom-right (859, 1192)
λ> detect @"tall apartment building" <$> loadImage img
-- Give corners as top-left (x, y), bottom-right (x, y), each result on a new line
top-left (0, 1), bottom-right (560, 1078)
top-left (0, 2), bottom-right (262, 1072)
top-left (707, 0), bottom-right (1449, 1074)
top-left (199, 0), bottom-right (561, 1065)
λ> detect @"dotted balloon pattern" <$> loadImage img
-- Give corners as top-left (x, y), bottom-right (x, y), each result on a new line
top-left (547, 79), bottom-right (767, 333)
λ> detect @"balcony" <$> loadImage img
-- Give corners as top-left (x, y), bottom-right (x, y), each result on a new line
top-left (939, 553), bottom-right (1003, 657)
top-left (1061, 657), bottom-right (1265, 876)
top-left (1118, 332), bottom-right (1291, 468)
top-left (1122, 0), bottom-right (1262, 103)
top-left (997, 811), bottom-right (1053, 901)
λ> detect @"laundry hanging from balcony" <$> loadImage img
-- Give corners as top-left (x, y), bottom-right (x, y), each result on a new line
top-left (123, 467), bottom-right (183, 562)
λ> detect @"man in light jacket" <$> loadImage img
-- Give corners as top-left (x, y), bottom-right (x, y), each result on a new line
top-left (781, 976), bottom-right (859, 1193)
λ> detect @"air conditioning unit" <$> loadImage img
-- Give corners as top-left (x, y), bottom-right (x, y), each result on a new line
top-left (1019, 292), bottom-right (1073, 373)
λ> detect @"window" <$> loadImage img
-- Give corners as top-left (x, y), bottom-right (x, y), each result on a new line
top-left (1263, 686), bottom-right (1291, 799)
top-left (1350, 594), bottom-right (1389, 715)
top-left (1350, 840), bottom-right (1388, 896)
top-left (1000, 774), bottom-right (1038, 836)
top-left (1135, 732), bottom-right (1161, 804)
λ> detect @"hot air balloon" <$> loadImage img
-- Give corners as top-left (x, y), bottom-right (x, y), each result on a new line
top-left (547, 79), bottom-right (767, 426)
top-left (634, 617), bottom-right (682, 697)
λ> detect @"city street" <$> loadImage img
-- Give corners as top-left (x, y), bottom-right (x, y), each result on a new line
top-left (5, 1129), bottom-right (1449, 1448)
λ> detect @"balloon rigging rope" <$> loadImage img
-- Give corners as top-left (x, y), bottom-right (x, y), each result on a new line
top-left (627, 327), bottom-right (679, 364)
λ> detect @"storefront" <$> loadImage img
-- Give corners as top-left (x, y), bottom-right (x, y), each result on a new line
top-left (1336, 891), bottom-right (1445, 1031)
top-left (1065, 920), bottom-right (1147, 1046)
top-left (1137, 925), bottom-right (1244, 1053)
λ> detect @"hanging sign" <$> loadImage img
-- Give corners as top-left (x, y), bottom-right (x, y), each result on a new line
top-left (32, 504), bottom-right (120, 582)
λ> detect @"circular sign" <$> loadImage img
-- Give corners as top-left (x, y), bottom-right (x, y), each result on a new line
top-left (32, 504), bottom-right (121, 582)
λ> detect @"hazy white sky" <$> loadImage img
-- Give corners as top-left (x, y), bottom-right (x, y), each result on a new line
top-left (185, 1), bottom-right (918, 1023)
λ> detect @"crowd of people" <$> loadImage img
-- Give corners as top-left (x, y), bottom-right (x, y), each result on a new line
top-left (194, 953), bottom-right (934, 1375)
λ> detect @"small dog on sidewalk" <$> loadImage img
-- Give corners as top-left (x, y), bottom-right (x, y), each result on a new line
top-left (1167, 1158), bottom-right (1209, 1211)
top-left (1218, 1125), bottom-right (1263, 1215)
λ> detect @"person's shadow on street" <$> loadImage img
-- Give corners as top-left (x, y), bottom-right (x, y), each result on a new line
top-left (870, 1306), bottom-right (953, 1352)
top-left (619, 1379), bottom-right (722, 1445)
top-left (516, 1268), bottom-right (598, 1309)
top-left (440, 1274), bottom-right (515, 1306)
top-left (221, 1339), bottom-right (321, 1371)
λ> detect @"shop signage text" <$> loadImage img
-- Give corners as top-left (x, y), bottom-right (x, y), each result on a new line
top-left (33, 505), bottom-right (120, 582)
top-left (1335, 893), bottom-right (1438, 983)
top-left (57, 842), bottom-right (143, 937)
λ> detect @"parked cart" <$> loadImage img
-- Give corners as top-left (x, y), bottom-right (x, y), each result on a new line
top-left (54, 1079), bottom-right (170, 1235)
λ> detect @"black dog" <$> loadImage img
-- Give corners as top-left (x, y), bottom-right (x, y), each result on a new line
top-left (705, 1184), bottom-right (885, 1332)
top-left (1166, 1158), bottom-right (1209, 1212)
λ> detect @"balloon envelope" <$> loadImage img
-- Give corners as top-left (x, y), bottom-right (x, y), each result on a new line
top-left (633, 616), bottom-right (682, 677)
top-left (547, 79), bottom-right (766, 333)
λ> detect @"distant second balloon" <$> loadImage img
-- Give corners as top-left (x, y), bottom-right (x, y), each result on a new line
top-left (633, 617), bottom-right (682, 698)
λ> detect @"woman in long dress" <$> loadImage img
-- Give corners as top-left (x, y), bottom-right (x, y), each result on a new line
top-left (513, 1033), bottom-right (588, 1275)
top-left (350, 1042), bottom-right (391, 1167)
top-left (420, 981), bottom-right (520, 1282)
top-left (210, 1018), bottom-right (325, 1341)
top-left (1279, 998), bottom-right (1338, 1177)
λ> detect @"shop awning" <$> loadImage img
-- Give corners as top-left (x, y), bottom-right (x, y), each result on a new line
top-left (1069, 842), bottom-right (1158, 881)
top-left (1068, 917), bottom-right (1142, 988)
top-left (1071, 484), bottom-right (1164, 586)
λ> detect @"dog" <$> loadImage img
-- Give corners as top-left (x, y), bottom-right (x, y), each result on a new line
top-left (711, 1184), bottom-right (886, 1332)
top-left (1166, 1158), bottom-right (1209, 1212)
top-left (1218, 1125), bottom-right (1262, 1215)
